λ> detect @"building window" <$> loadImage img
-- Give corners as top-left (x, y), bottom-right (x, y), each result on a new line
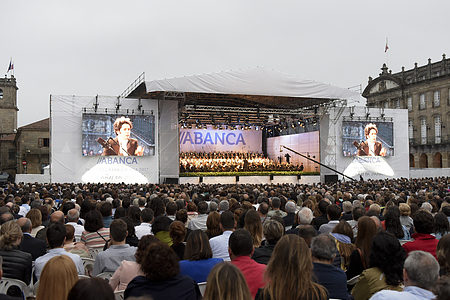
top-left (395, 99), bottom-right (400, 109)
top-left (408, 120), bottom-right (414, 140)
top-left (407, 96), bottom-right (413, 111)
top-left (384, 101), bottom-right (389, 108)
top-left (0, 88), bottom-right (3, 99)
top-left (434, 91), bottom-right (440, 107)
top-left (419, 93), bottom-right (426, 110)
top-left (421, 118), bottom-right (427, 144)
top-left (434, 115), bottom-right (441, 144)
top-left (38, 138), bottom-right (50, 147)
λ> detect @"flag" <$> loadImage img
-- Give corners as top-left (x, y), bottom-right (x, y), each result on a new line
top-left (7, 59), bottom-right (14, 72)
top-left (385, 38), bottom-right (389, 53)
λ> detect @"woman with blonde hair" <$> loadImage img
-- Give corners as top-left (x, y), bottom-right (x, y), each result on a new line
top-left (36, 255), bottom-right (79, 300)
top-left (26, 208), bottom-right (44, 237)
top-left (256, 234), bottom-right (328, 300)
top-left (203, 262), bottom-right (251, 300)
top-left (244, 209), bottom-right (263, 248)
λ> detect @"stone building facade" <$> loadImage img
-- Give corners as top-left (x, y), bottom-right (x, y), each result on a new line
top-left (0, 75), bottom-right (49, 178)
top-left (362, 55), bottom-right (449, 168)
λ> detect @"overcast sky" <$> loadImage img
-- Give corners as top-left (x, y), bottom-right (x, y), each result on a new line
top-left (2, 0), bottom-right (449, 126)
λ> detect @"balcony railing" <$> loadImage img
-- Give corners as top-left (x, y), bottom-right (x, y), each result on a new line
top-left (409, 135), bottom-right (449, 146)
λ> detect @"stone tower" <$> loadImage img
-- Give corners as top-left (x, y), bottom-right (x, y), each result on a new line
top-left (0, 75), bottom-right (19, 134)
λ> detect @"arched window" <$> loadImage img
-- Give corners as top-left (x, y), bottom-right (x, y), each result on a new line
top-left (419, 153), bottom-right (428, 168)
top-left (433, 152), bottom-right (442, 168)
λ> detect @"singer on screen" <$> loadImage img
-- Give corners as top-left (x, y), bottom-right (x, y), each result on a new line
top-left (356, 123), bottom-right (386, 156)
top-left (101, 117), bottom-right (144, 156)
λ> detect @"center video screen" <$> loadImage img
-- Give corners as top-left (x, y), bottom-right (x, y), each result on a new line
top-left (342, 121), bottom-right (394, 157)
top-left (82, 113), bottom-right (155, 156)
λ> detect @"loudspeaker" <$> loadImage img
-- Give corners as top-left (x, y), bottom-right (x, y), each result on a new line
top-left (324, 175), bottom-right (338, 184)
top-left (270, 174), bottom-right (274, 181)
top-left (199, 177), bottom-right (203, 183)
top-left (236, 176), bottom-right (239, 182)
top-left (164, 177), bottom-right (179, 184)
top-left (297, 175), bottom-right (301, 180)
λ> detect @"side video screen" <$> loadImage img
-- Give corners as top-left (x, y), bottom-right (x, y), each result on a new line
top-left (342, 121), bottom-right (393, 157)
top-left (82, 114), bottom-right (155, 156)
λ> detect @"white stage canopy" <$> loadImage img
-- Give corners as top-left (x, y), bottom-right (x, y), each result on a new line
top-left (142, 67), bottom-right (365, 106)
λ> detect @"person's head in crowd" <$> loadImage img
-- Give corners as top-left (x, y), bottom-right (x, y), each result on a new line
top-left (110, 219), bottom-right (128, 244)
top-left (399, 203), bottom-right (411, 217)
top-left (37, 255), bottom-right (79, 300)
top-left (17, 217), bottom-right (32, 234)
top-left (404, 250), bottom-right (439, 290)
top-left (141, 242), bottom-right (180, 281)
top-left (83, 209), bottom-right (104, 232)
top-left (30, 200), bottom-right (42, 209)
top-left (197, 201), bottom-right (208, 215)
top-left (204, 262), bottom-right (252, 300)
top-left (47, 223), bottom-right (67, 249)
top-left (149, 197), bottom-right (166, 218)
top-left (0, 210), bottom-right (13, 225)
top-left (285, 201), bottom-right (296, 214)
top-left (114, 207), bottom-right (126, 220)
top-left (244, 209), bottom-right (263, 248)
top-left (332, 219), bottom-right (354, 241)
top-left (127, 206), bottom-right (142, 226)
top-left (437, 234), bottom-right (450, 276)
top-left (434, 276), bottom-right (450, 300)
top-left (50, 210), bottom-right (65, 224)
top-left (67, 208), bottom-right (80, 223)
top-left (99, 201), bottom-right (112, 218)
top-left (152, 216), bottom-right (173, 245)
top-left (342, 201), bottom-right (352, 214)
top-left (311, 234), bottom-right (337, 263)
top-left (209, 201), bottom-right (218, 212)
top-left (135, 235), bottom-right (160, 264)
top-left (228, 229), bottom-right (253, 259)
top-left (219, 200), bottom-right (229, 212)
top-left (352, 206), bottom-right (365, 221)
top-left (140, 208), bottom-right (154, 224)
top-left (258, 202), bottom-right (269, 216)
top-left (220, 210), bottom-right (236, 232)
top-left (271, 197), bottom-right (281, 210)
top-left (355, 216), bottom-right (378, 267)
top-left (370, 231), bottom-right (406, 287)
top-left (0, 220), bottom-right (22, 250)
top-left (26, 208), bottom-right (43, 229)
top-left (166, 201), bottom-right (178, 216)
top-left (367, 203), bottom-right (381, 217)
top-left (434, 212), bottom-right (449, 237)
top-left (384, 206), bottom-right (406, 239)
top-left (262, 219), bottom-right (284, 246)
top-left (263, 234), bottom-right (327, 300)
top-left (421, 202), bottom-right (433, 214)
top-left (175, 209), bottom-right (188, 224)
top-left (317, 199), bottom-right (329, 217)
top-left (206, 211), bottom-right (222, 239)
top-left (326, 204), bottom-right (342, 221)
top-left (184, 230), bottom-right (213, 261)
top-left (112, 199), bottom-right (121, 210)
top-left (175, 199), bottom-right (186, 211)
top-left (169, 221), bottom-right (186, 246)
top-left (297, 207), bottom-right (314, 225)
top-left (442, 205), bottom-right (450, 217)
top-left (297, 225), bottom-right (318, 247)
top-left (137, 197), bottom-right (146, 208)
top-left (413, 209), bottom-right (434, 234)
top-left (61, 201), bottom-right (76, 216)
top-left (65, 224), bottom-right (76, 243)
top-left (67, 277), bottom-right (115, 300)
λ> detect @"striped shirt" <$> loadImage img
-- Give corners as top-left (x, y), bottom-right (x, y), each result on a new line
top-left (81, 228), bottom-right (110, 248)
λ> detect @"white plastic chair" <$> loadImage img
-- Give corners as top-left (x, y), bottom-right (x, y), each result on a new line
top-left (81, 257), bottom-right (95, 276)
top-left (0, 278), bottom-right (32, 299)
top-left (114, 290), bottom-right (124, 300)
top-left (198, 282), bottom-right (207, 297)
top-left (96, 271), bottom-right (114, 282)
top-left (88, 246), bottom-right (104, 259)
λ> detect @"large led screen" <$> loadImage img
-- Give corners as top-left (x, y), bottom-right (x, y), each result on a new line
top-left (82, 113), bottom-right (155, 156)
top-left (342, 121), bottom-right (394, 157)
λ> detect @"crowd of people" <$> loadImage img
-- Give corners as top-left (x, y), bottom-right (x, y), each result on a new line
top-left (0, 176), bottom-right (448, 299)
top-left (179, 151), bottom-right (304, 173)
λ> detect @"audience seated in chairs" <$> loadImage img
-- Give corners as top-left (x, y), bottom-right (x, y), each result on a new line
top-left (203, 262), bottom-right (252, 300)
top-left (252, 219), bottom-right (284, 265)
top-left (64, 224), bottom-right (90, 258)
top-left (17, 217), bottom-right (46, 261)
top-left (81, 210), bottom-right (110, 249)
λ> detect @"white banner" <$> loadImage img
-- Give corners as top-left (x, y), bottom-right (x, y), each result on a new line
top-left (180, 128), bottom-right (262, 153)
